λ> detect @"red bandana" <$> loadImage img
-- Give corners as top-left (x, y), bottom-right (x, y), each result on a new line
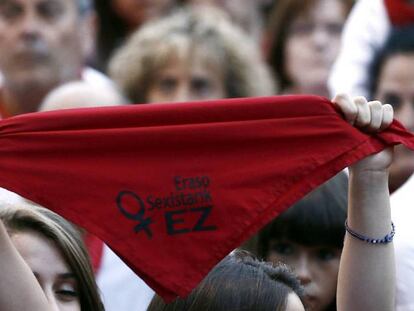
top-left (0, 95), bottom-right (413, 301)
top-left (385, 0), bottom-right (414, 25)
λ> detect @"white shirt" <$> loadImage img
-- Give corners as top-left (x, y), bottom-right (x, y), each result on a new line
top-left (391, 175), bottom-right (414, 311)
top-left (328, 0), bottom-right (390, 98)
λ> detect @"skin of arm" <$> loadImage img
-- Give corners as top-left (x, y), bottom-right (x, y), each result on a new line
top-left (333, 94), bottom-right (396, 311)
top-left (0, 221), bottom-right (51, 311)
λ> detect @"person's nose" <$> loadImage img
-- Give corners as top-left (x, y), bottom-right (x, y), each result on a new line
top-left (172, 83), bottom-right (192, 102)
top-left (293, 257), bottom-right (312, 286)
top-left (18, 11), bottom-right (42, 41)
top-left (311, 26), bottom-right (329, 50)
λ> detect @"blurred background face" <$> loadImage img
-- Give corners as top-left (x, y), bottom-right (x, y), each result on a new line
top-left (0, 0), bottom-right (87, 88)
top-left (376, 52), bottom-right (414, 192)
top-left (11, 230), bottom-right (81, 311)
top-left (266, 239), bottom-right (340, 311)
top-left (284, 0), bottom-right (346, 96)
top-left (111, 0), bottom-right (176, 30)
top-left (146, 49), bottom-right (226, 103)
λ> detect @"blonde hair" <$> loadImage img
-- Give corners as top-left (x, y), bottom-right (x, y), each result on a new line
top-left (109, 6), bottom-right (276, 103)
top-left (0, 204), bottom-right (104, 311)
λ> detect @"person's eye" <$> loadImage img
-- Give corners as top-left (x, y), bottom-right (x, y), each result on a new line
top-left (325, 23), bottom-right (343, 35)
top-left (0, 3), bottom-right (22, 20)
top-left (316, 248), bottom-right (337, 261)
top-left (382, 92), bottom-right (403, 110)
top-left (191, 77), bottom-right (212, 95)
top-left (55, 284), bottom-right (79, 302)
top-left (271, 242), bottom-right (295, 256)
top-left (38, 2), bottom-right (63, 20)
top-left (157, 77), bottom-right (177, 94)
top-left (289, 22), bottom-right (313, 36)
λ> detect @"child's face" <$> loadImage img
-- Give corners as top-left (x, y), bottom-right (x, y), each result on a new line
top-left (266, 239), bottom-right (341, 311)
top-left (146, 50), bottom-right (226, 103)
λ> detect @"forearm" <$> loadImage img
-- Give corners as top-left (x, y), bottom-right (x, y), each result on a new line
top-left (348, 170), bottom-right (391, 233)
top-left (337, 170), bottom-right (395, 311)
top-left (0, 221), bottom-right (50, 311)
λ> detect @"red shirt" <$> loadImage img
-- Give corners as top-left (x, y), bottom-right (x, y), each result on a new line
top-left (385, 0), bottom-right (414, 25)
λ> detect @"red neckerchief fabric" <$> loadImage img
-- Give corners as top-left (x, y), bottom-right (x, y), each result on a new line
top-left (384, 0), bottom-right (414, 25)
top-left (0, 95), bottom-right (413, 301)
top-left (83, 233), bottom-right (104, 273)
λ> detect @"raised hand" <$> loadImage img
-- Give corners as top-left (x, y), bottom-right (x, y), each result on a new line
top-left (333, 94), bottom-right (396, 311)
top-left (332, 94), bottom-right (394, 172)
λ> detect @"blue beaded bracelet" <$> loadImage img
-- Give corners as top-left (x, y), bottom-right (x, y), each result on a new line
top-left (345, 220), bottom-right (395, 244)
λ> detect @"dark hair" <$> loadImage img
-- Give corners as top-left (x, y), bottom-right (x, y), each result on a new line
top-left (258, 172), bottom-right (348, 259)
top-left (94, 0), bottom-right (129, 71)
top-left (265, 0), bottom-right (354, 91)
top-left (94, 1), bottom-right (177, 72)
top-left (147, 250), bottom-right (303, 311)
top-left (369, 25), bottom-right (414, 98)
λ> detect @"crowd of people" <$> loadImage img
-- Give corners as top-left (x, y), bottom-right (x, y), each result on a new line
top-left (0, 0), bottom-right (413, 310)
